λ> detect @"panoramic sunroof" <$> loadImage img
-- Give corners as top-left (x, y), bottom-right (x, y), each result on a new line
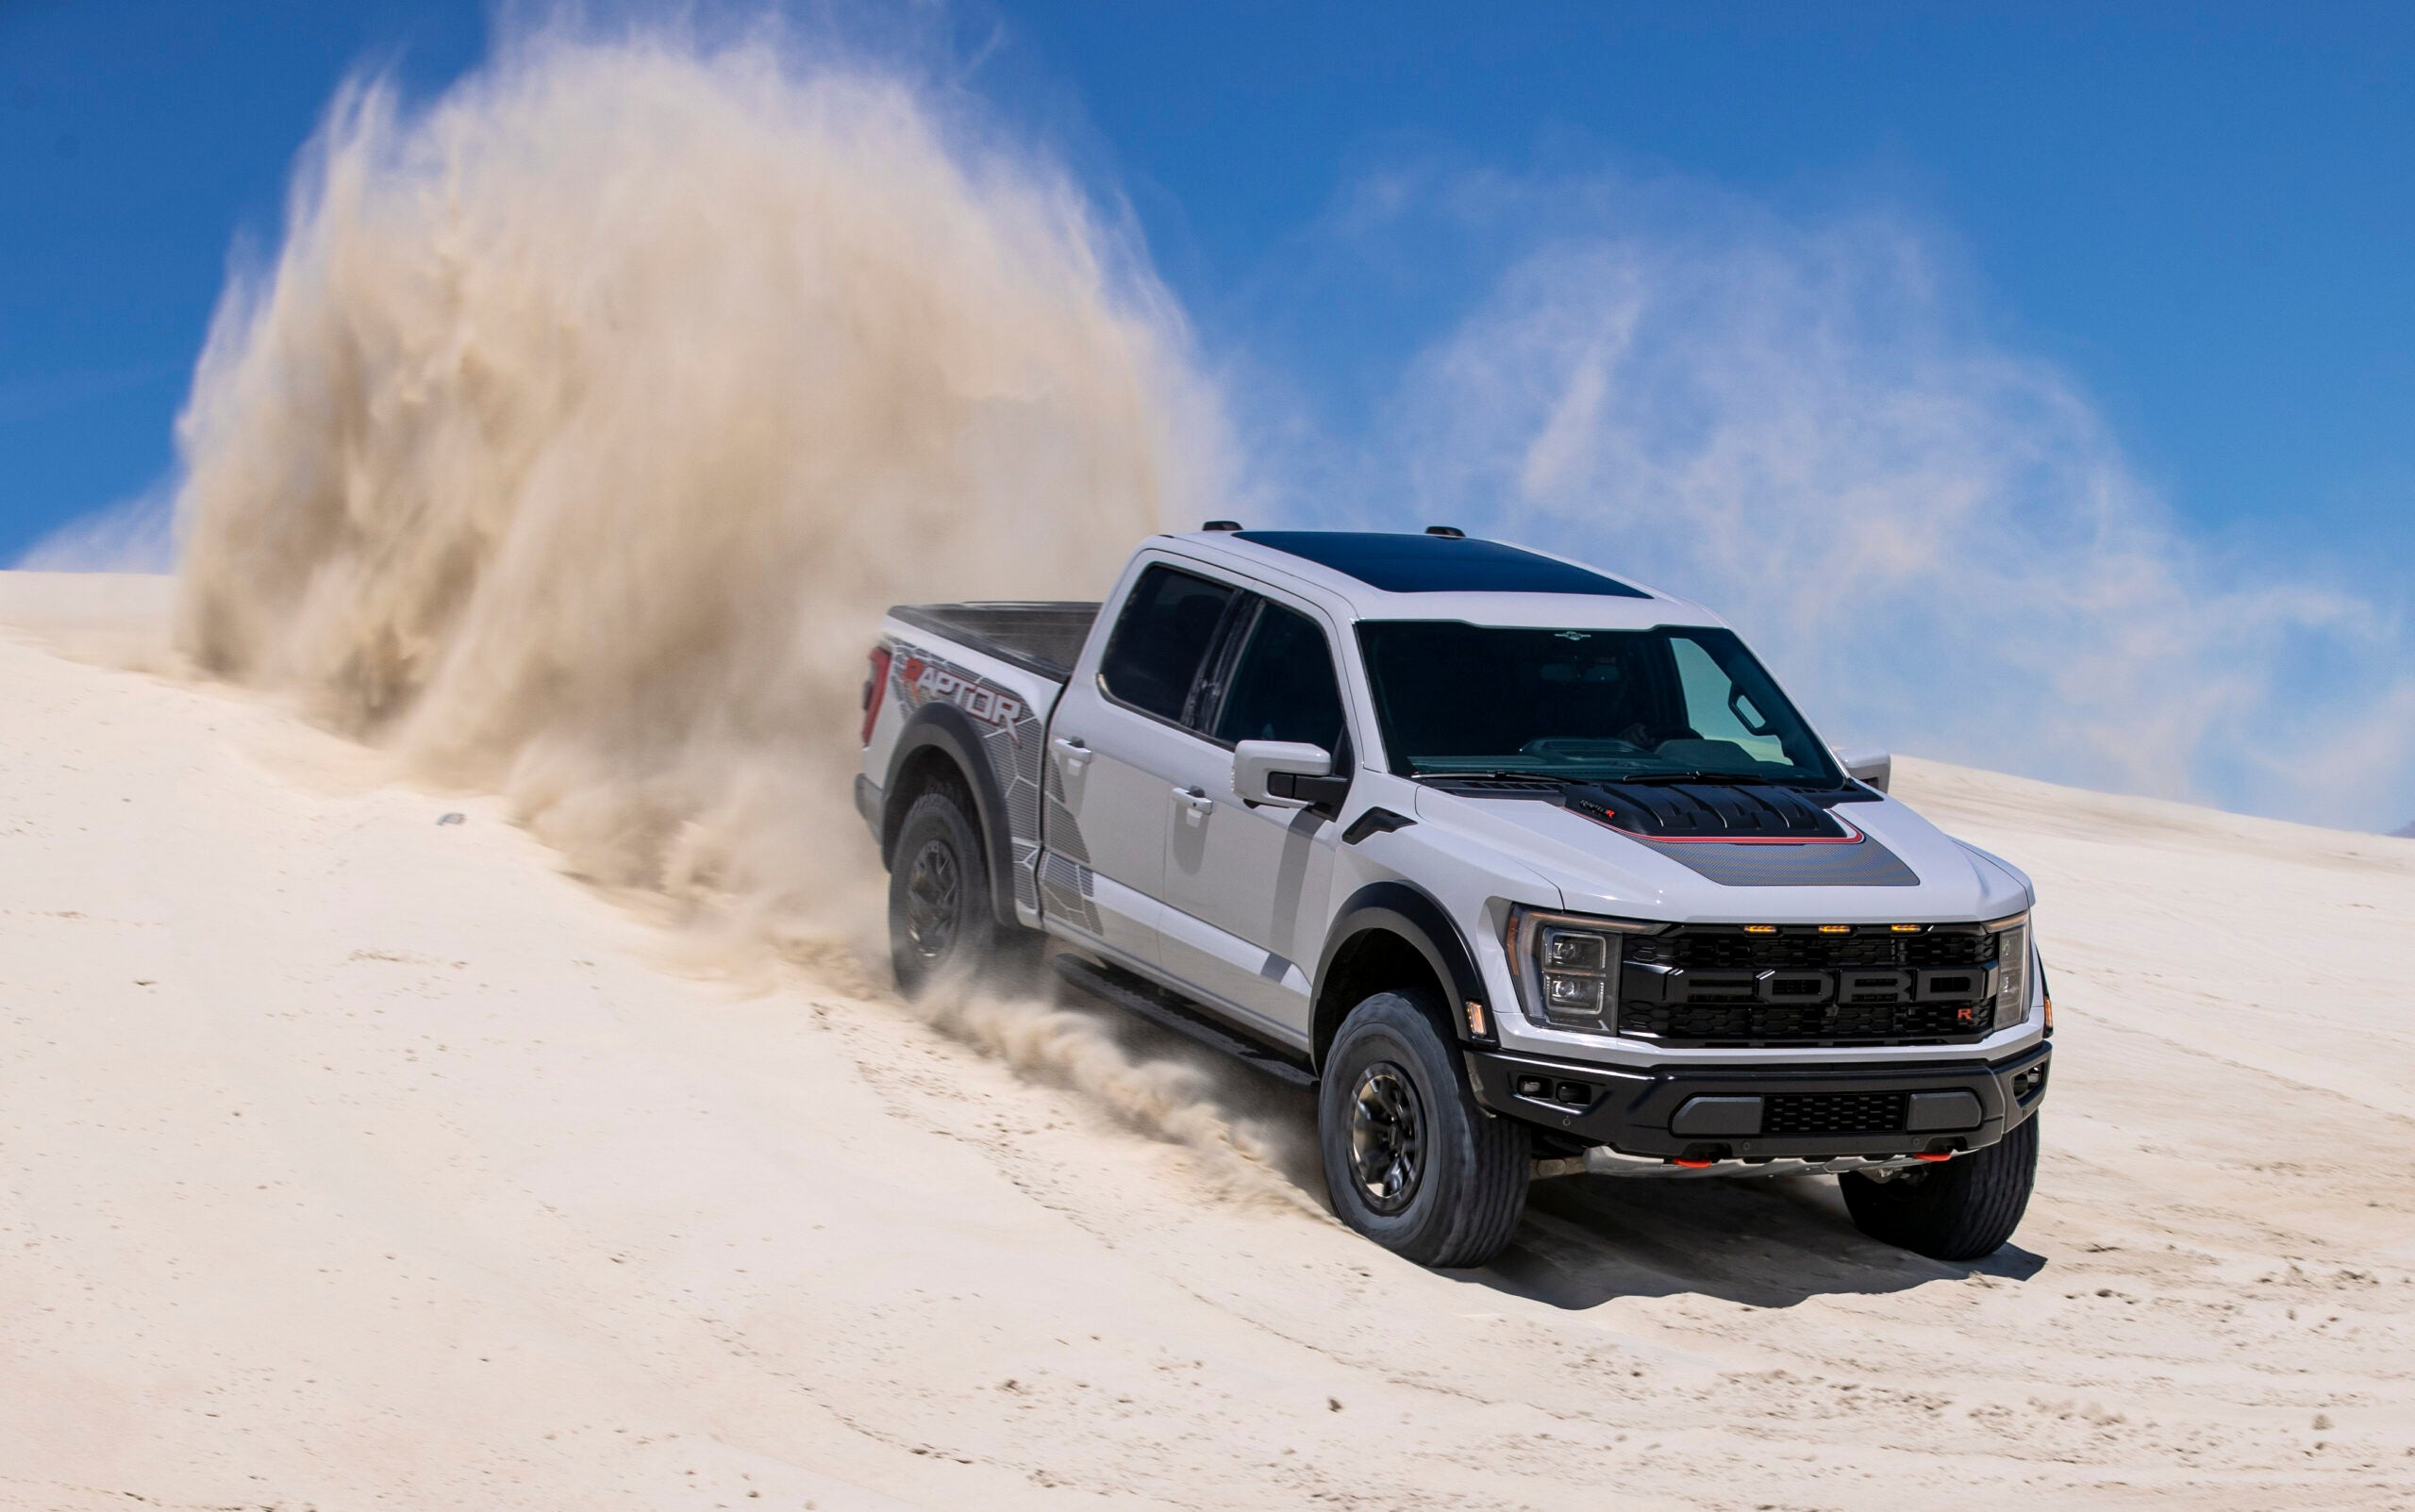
top-left (1232, 531), bottom-right (1649, 597)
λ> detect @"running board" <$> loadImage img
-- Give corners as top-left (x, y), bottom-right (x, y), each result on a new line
top-left (1051, 955), bottom-right (1317, 1089)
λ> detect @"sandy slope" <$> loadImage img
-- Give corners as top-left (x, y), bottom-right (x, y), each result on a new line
top-left (3, 573), bottom-right (2410, 1511)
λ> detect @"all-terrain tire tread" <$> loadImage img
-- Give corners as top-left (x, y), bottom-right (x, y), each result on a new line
top-left (887, 777), bottom-right (997, 998)
top-left (1320, 991), bottom-right (1529, 1270)
top-left (1941, 1115), bottom-right (2037, 1258)
top-left (1840, 1113), bottom-right (2039, 1261)
top-left (1426, 1098), bottom-right (1530, 1268)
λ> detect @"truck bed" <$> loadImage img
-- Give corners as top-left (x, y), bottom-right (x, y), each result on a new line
top-left (889, 602), bottom-right (1101, 683)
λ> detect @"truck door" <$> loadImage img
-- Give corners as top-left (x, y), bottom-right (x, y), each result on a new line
top-left (1040, 563), bottom-right (1240, 969)
top-left (1158, 594), bottom-right (1347, 1045)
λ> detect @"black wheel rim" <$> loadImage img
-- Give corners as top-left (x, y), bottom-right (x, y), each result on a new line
top-left (1347, 1062), bottom-right (1425, 1215)
top-left (903, 837), bottom-right (961, 961)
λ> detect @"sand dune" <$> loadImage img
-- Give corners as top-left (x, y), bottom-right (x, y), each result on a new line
top-left (3, 572), bottom-right (2411, 1510)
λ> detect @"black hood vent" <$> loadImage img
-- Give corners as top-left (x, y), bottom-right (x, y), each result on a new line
top-left (1563, 781), bottom-right (1853, 840)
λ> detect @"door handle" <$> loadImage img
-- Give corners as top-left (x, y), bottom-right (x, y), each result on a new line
top-left (1173, 785), bottom-right (1214, 822)
top-left (1052, 736), bottom-right (1093, 774)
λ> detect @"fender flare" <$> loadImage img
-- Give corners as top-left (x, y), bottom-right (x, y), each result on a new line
top-left (1311, 880), bottom-right (1493, 1068)
top-left (881, 701), bottom-right (1019, 929)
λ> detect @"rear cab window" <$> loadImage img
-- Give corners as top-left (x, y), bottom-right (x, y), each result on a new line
top-left (1097, 564), bottom-right (1238, 723)
top-left (1099, 563), bottom-right (1354, 766)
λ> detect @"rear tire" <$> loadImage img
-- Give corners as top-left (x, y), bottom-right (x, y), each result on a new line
top-left (887, 783), bottom-right (999, 999)
top-left (1318, 991), bottom-right (1529, 1268)
top-left (1840, 1114), bottom-right (2039, 1261)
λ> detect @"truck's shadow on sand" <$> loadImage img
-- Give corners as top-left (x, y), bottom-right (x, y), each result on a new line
top-left (1477, 1175), bottom-right (2047, 1310)
top-left (1239, 1083), bottom-right (2048, 1312)
top-left (1098, 1003), bottom-right (2046, 1312)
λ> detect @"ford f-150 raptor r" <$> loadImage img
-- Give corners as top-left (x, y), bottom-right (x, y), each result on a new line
top-left (855, 527), bottom-right (2050, 1269)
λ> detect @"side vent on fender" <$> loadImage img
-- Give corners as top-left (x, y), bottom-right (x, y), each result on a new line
top-left (1341, 807), bottom-right (1416, 845)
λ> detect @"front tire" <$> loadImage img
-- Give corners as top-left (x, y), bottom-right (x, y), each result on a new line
top-left (1840, 1114), bottom-right (2040, 1261)
top-left (887, 784), bottom-right (998, 998)
top-left (1318, 991), bottom-right (1529, 1268)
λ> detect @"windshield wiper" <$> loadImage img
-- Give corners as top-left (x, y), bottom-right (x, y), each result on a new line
top-left (1416, 768), bottom-right (1824, 790)
top-left (1417, 768), bottom-right (1781, 789)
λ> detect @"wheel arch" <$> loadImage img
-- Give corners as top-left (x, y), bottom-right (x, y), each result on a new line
top-left (881, 703), bottom-right (1018, 930)
top-left (1311, 881), bottom-right (1493, 1072)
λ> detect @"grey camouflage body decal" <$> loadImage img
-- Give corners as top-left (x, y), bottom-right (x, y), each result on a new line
top-left (885, 640), bottom-right (1056, 922)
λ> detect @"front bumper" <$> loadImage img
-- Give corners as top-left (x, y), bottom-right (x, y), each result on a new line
top-left (1464, 1039), bottom-right (2049, 1162)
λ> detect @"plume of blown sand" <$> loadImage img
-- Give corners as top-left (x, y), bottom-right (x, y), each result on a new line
top-left (170, 32), bottom-right (1277, 1177)
top-left (912, 978), bottom-right (1307, 1204)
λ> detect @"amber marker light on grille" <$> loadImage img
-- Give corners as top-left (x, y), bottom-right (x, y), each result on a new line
top-left (1890, 922), bottom-right (1922, 933)
top-left (1818, 923), bottom-right (1851, 935)
top-left (1743, 923), bottom-right (1777, 935)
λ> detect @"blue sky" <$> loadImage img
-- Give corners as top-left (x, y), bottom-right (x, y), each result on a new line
top-left (12, 3), bottom-right (2412, 570)
top-left (4, 1), bottom-right (2412, 822)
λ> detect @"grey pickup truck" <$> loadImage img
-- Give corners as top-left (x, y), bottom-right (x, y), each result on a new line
top-left (856, 526), bottom-right (2050, 1269)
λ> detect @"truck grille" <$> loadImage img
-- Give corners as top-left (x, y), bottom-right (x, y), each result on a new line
top-left (1763, 1091), bottom-right (1909, 1137)
top-left (1622, 1000), bottom-right (1990, 1043)
top-left (1618, 924), bottom-right (1997, 1047)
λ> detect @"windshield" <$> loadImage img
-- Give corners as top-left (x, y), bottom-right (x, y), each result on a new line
top-left (1356, 622), bottom-right (1843, 787)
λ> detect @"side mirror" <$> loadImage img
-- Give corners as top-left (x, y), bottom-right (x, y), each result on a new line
top-left (1233, 740), bottom-right (1349, 810)
top-left (1833, 746), bottom-right (1891, 793)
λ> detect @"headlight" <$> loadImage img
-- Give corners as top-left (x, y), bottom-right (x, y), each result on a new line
top-left (1507, 906), bottom-right (1659, 1036)
top-left (1988, 911), bottom-right (2031, 1029)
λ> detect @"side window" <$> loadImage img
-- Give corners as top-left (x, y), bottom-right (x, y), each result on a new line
top-left (1213, 602), bottom-right (1347, 752)
top-left (1098, 564), bottom-right (1237, 722)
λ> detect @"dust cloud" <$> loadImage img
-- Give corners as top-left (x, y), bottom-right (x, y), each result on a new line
top-left (170, 29), bottom-right (1274, 1170)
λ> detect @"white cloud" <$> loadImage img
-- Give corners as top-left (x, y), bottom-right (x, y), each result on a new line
top-left (1307, 172), bottom-right (2413, 829)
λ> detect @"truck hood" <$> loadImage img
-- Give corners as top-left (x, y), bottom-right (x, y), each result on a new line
top-left (1407, 784), bottom-right (2030, 924)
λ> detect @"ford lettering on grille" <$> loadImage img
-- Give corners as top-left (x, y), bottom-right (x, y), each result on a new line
top-left (1618, 926), bottom-right (2001, 1045)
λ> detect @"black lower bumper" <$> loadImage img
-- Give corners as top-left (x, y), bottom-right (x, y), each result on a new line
top-left (1464, 1040), bottom-right (2051, 1162)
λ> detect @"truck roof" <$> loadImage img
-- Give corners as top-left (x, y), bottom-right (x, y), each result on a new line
top-left (1152, 527), bottom-right (1720, 630)
top-left (1226, 531), bottom-right (1649, 597)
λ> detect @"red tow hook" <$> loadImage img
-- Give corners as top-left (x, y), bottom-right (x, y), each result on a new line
top-left (1913, 1151), bottom-right (1954, 1163)
top-left (1670, 1156), bottom-right (1716, 1170)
